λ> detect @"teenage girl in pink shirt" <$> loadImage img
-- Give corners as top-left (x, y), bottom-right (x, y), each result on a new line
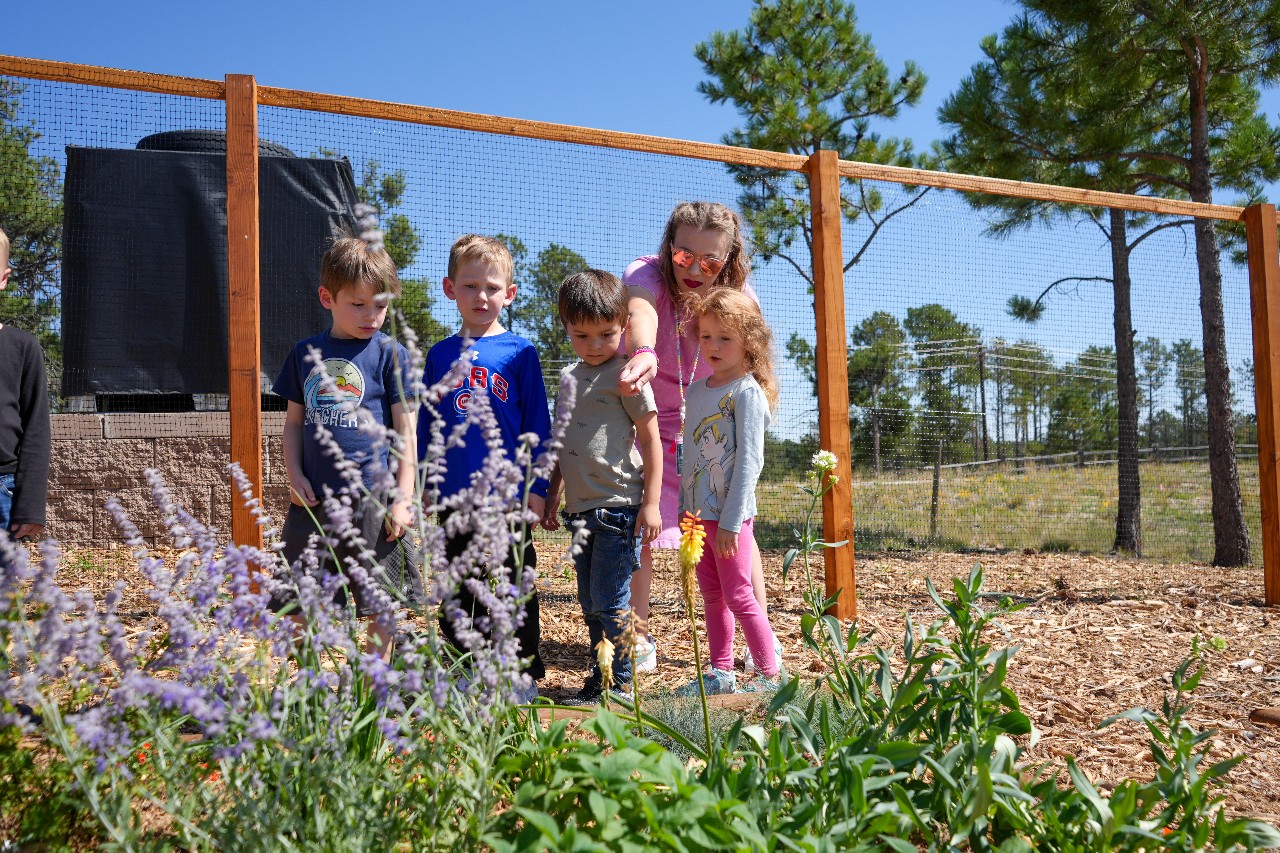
top-left (617, 201), bottom-right (782, 674)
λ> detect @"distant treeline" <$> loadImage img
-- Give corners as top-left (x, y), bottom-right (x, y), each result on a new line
top-left (788, 304), bottom-right (1256, 475)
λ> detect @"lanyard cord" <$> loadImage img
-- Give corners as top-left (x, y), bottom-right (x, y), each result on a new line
top-left (674, 303), bottom-right (700, 452)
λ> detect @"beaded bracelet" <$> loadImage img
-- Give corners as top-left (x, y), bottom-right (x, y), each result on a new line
top-left (633, 345), bottom-right (658, 362)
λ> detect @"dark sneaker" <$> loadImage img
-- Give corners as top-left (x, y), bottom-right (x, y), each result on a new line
top-left (563, 674), bottom-right (604, 706)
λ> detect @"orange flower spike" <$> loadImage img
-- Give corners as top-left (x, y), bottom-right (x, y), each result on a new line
top-left (678, 511), bottom-right (706, 572)
top-left (677, 511), bottom-right (706, 613)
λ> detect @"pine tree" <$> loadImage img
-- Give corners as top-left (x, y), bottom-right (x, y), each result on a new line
top-left (1013, 0), bottom-right (1280, 566)
top-left (847, 311), bottom-right (912, 474)
top-left (1137, 337), bottom-right (1174, 449)
top-left (695, 0), bottom-right (929, 286)
top-left (940, 4), bottom-right (1280, 560)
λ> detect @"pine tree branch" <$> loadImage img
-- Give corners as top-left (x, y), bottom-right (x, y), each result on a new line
top-left (845, 186), bottom-right (931, 270)
top-left (1128, 218), bottom-right (1195, 252)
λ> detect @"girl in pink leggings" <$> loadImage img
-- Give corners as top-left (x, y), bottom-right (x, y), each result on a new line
top-left (675, 289), bottom-right (784, 695)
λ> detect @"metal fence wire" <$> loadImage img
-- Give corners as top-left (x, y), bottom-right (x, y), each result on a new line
top-left (1, 57), bottom-right (1275, 607)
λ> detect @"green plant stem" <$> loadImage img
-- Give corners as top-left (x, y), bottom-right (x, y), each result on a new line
top-left (801, 479), bottom-right (821, 615)
top-left (684, 604), bottom-right (713, 754)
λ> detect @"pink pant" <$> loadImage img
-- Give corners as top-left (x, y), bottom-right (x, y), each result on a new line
top-left (696, 519), bottom-right (779, 677)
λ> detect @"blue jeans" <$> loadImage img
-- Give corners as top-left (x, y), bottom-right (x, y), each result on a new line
top-left (564, 504), bottom-right (642, 685)
top-left (0, 473), bottom-right (13, 533)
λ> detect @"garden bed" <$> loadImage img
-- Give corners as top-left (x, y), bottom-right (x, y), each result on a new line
top-left (53, 540), bottom-right (1280, 823)
top-left (533, 544), bottom-right (1280, 824)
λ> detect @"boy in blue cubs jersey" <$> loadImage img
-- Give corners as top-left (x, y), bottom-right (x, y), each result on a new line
top-left (421, 234), bottom-right (549, 700)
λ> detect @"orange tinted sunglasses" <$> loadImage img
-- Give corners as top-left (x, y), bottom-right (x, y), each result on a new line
top-left (670, 249), bottom-right (726, 277)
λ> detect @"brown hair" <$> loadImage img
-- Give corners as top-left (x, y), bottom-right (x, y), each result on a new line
top-left (447, 234), bottom-right (514, 283)
top-left (558, 269), bottom-right (628, 326)
top-left (691, 288), bottom-right (779, 413)
top-left (656, 201), bottom-right (751, 307)
top-left (321, 236), bottom-right (400, 296)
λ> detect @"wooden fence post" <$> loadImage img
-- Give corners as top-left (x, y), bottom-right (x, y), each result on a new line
top-left (225, 74), bottom-right (264, 551)
top-left (1245, 203), bottom-right (1280, 607)
top-left (808, 149), bottom-right (857, 619)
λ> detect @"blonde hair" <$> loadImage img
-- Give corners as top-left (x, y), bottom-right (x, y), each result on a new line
top-left (657, 201), bottom-right (751, 307)
top-left (321, 236), bottom-right (400, 296)
top-left (448, 234), bottom-right (514, 284)
top-left (691, 288), bottom-right (779, 413)
top-left (0, 227), bottom-right (9, 268)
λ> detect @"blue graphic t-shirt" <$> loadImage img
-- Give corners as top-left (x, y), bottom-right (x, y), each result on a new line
top-left (421, 332), bottom-right (551, 500)
top-left (273, 330), bottom-right (410, 497)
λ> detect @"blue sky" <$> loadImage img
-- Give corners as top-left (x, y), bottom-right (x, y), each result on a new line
top-left (7, 0), bottom-right (1025, 151)
top-left (4, 1), bottom-right (1274, 442)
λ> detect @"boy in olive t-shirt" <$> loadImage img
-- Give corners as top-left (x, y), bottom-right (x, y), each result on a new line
top-left (542, 270), bottom-right (662, 704)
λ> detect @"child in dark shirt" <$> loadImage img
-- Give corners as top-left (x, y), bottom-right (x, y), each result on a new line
top-left (0, 226), bottom-right (51, 550)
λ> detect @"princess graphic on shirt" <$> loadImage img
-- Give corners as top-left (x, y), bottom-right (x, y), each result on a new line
top-left (688, 392), bottom-right (734, 515)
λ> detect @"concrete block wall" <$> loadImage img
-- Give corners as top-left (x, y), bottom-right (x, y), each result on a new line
top-left (48, 412), bottom-right (290, 545)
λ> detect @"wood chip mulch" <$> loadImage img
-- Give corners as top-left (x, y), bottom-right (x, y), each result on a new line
top-left (535, 544), bottom-right (1280, 824)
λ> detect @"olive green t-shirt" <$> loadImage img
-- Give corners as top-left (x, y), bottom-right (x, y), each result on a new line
top-left (557, 356), bottom-right (658, 513)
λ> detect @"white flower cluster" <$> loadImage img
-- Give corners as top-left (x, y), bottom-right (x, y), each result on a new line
top-left (811, 450), bottom-right (839, 472)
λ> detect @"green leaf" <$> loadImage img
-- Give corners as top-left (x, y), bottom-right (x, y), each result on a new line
top-left (1067, 759), bottom-right (1114, 837)
top-left (993, 710), bottom-right (1032, 736)
top-left (766, 676), bottom-right (801, 716)
top-left (513, 807), bottom-right (562, 840)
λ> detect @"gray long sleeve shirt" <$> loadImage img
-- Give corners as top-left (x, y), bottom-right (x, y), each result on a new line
top-left (679, 375), bottom-right (770, 533)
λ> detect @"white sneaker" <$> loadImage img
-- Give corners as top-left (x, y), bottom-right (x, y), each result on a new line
top-left (634, 637), bottom-right (657, 673)
top-left (745, 633), bottom-right (784, 676)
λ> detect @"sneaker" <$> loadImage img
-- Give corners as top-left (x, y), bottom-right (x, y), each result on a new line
top-left (564, 677), bottom-right (635, 707)
top-left (744, 633), bottom-right (784, 676)
top-left (606, 683), bottom-right (636, 706)
top-left (634, 637), bottom-right (657, 673)
top-left (675, 667), bottom-right (736, 697)
top-left (563, 674), bottom-right (603, 707)
top-left (737, 671), bottom-right (786, 694)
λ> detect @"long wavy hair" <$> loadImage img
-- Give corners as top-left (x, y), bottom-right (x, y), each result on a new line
top-left (656, 201), bottom-right (752, 309)
top-left (690, 288), bottom-right (779, 414)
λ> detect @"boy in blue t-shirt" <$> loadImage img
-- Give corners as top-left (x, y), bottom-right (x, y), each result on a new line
top-left (421, 234), bottom-right (549, 698)
top-left (273, 237), bottom-right (423, 652)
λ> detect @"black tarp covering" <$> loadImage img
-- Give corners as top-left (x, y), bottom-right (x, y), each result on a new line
top-left (61, 147), bottom-right (360, 395)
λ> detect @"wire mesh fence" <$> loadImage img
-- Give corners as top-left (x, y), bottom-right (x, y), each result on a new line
top-left (0, 60), bottom-right (1269, 602)
top-left (811, 180), bottom-right (1260, 573)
